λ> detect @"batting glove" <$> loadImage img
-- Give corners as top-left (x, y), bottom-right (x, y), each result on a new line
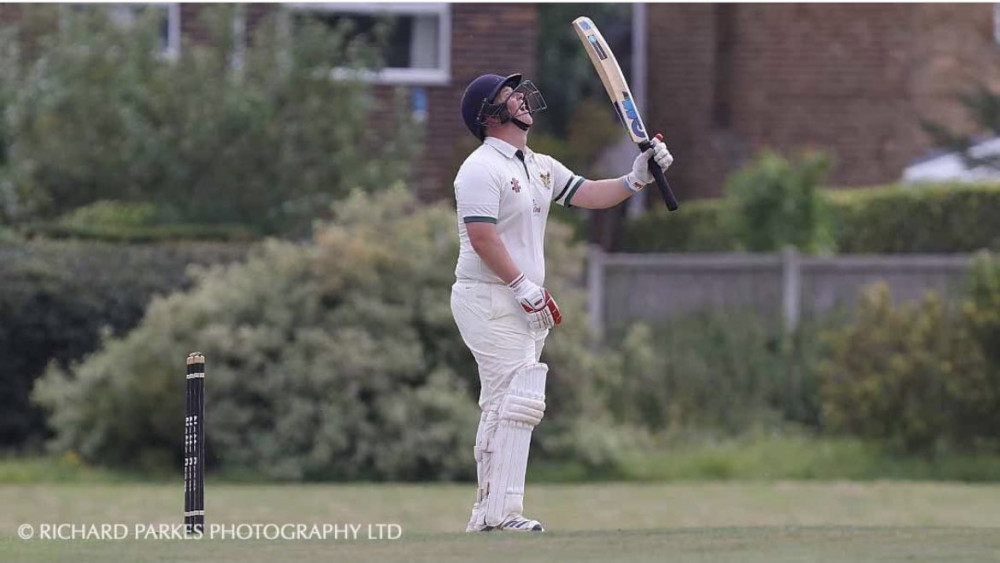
top-left (508, 273), bottom-right (562, 330)
top-left (623, 134), bottom-right (673, 192)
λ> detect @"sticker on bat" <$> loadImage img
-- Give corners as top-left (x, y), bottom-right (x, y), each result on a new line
top-left (586, 35), bottom-right (608, 60)
top-left (619, 95), bottom-right (647, 139)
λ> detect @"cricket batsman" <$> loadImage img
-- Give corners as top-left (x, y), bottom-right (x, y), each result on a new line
top-left (451, 73), bottom-right (673, 532)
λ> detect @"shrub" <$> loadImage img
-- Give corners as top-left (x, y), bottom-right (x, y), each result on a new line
top-left (33, 188), bottom-right (630, 480)
top-left (819, 282), bottom-right (999, 454)
top-left (602, 312), bottom-right (826, 436)
top-left (0, 239), bottom-right (248, 448)
top-left (0, 5), bottom-right (420, 235)
top-left (722, 150), bottom-right (834, 253)
top-left (965, 251), bottom-right (1000, 365)
top-left (955, 252), bottom-right (1000, 441)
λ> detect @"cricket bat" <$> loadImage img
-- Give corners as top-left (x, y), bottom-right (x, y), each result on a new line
top-left (572, 16), bottom-right (679, 211)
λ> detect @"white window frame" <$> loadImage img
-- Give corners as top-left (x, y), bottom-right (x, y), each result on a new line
top-left (995, 3), bottom-right (1000, 46)
top-left (165, 3), bottom-right (181, 62)
top-left (285, 2), bottom-right (451, 86)
top-left (230, 4), bottom-right (246, 72)
top-left (106, 3), bottom-right (181, 61)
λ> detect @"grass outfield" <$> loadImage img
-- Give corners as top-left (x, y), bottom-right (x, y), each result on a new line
top-left (1, 482), bottom-right (999, 562)
top-left (10, 436), bottom-right (1000, 484)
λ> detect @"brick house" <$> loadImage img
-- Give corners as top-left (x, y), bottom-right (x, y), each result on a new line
top-left (178, 2), bottom-right (537, 202)
top-left (646, 4), bottom-right (1000, 200)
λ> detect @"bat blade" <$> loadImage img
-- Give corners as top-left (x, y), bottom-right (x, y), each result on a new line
top-left (573, 16), bottom-right (679, 211)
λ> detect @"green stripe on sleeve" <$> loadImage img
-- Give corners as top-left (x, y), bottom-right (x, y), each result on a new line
top-left (564, 177), bottom-right (586, 208)
top-left (463, 216), bottom-right (497, 224)
top-left (554, 177), bottom-right (573, 202)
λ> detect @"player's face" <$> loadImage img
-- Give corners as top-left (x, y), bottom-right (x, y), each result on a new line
top-left (495, 85), bottom-right (533, 126)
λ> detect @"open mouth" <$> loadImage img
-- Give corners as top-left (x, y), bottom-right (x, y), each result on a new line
top-left (514, 98), bottom-right (529, 116)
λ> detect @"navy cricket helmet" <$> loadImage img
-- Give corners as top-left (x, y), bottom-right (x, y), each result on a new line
top-left (461, 73), bottom-right (521, 140)
top-left (461, 73), bottom-right (548, 140)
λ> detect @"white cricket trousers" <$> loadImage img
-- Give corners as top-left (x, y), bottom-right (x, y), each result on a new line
top-left (450, 280), bottom-right (547, 410)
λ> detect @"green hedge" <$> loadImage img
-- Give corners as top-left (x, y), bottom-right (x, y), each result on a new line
top-left (620, 199), bottom-right (735, 253)
top-left (17, 201), bottom-right (259, 243)
top-left (22, 222), bottom-right (257, 243)
top-left (831, 184), bottom-right (1000, 253)
top-left (622, 182), bottom-right (1000, 254)
top-left (0, 240), bottom-right (249, 448)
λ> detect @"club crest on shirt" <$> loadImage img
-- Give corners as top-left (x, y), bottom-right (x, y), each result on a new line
top-left (540, 171), bottom-right (551, 189)
top-left (511, 178), bottom-right (521, 193)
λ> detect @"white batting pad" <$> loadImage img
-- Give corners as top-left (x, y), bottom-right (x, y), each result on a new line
top-left (484, 363), bottom-right (547, 527)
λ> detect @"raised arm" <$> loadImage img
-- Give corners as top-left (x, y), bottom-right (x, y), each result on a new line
top-left (567, 135), bottom-right (673, 210)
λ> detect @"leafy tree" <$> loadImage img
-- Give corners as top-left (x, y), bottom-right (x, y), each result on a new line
top-left (723, 150), bottom-right (834, 253)
top-left (922, 82), bottom-right (1000, 172)
top-left (0, 5), bottom-right (421, 235)
top-left (534, 4), bottom-right (632, 139)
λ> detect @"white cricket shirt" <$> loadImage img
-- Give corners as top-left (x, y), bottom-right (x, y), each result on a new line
top-left (454, 136), bottom-right (584, 285)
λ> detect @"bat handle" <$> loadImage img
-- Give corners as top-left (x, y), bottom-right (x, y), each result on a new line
top-left (638, 139), bottom-right (679, 211)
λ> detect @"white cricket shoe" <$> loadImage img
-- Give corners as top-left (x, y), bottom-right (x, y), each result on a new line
top-left (495, 515), bottom-right (544, 532)
top-left (465, 505), bottom-right (544, 533)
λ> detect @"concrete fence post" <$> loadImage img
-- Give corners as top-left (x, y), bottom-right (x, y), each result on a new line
top-left (587, 245), bottom-right (606, 339)
top-left (781, 246), bottom-right (802, 333)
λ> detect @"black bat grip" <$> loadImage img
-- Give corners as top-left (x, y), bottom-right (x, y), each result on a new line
top-left (638, 139), bottom-right (679, 211)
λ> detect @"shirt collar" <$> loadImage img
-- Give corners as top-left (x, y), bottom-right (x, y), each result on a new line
top-left (484, 137), bottom-right (532, 160)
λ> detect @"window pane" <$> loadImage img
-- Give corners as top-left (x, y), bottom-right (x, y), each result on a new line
top-left (109, 4), bottom-right (173, 52)
top-left (409, 14), bottom-right (439, 69)
top-left (298, 11), bottom-right (441, 70)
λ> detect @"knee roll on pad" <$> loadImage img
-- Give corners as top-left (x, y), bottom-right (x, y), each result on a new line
top-left (500, 370), bottom-right (546, 426)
